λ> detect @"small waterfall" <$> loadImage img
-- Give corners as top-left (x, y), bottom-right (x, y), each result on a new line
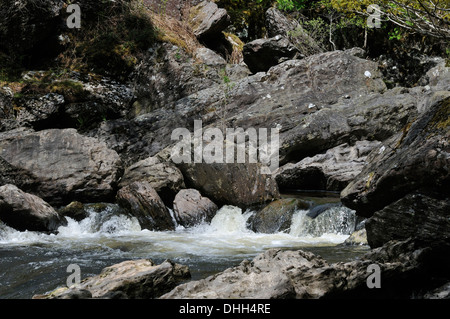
top-left (57, 205), bottom-right (141, 237)
top-left (201, 205), bottom-right (252, 234)
top-left (290, 205), bottom-right (356, 237)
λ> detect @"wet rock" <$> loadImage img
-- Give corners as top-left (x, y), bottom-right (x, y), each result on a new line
top-left (58, 201), bottom-right (89, 222)
top-left (36, 259), bottom-right (190, 299)
top-left (178, 163), bottom-right (280, 209)
top-left (189, 1), bottom-right (230, 41)
top-left (275, 141), bottom-right (382, 192)
top-left (342, 228), bottom-right (368, 246)
top-left (173, 189), bottom-right (218, 227)
top-left (243, 35), bottom-right (302, 73)
top-left (249, 198), bottom-right (310, 234)
top-left (0, 184), bottom-right (67, 232)
top-left (0, 128), bottom-right (123, 206)
top-left (116, 181), bottom-right (175, 231)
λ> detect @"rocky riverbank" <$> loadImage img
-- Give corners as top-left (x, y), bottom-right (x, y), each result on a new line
top-left (1, 0), bottom-right (449, 299)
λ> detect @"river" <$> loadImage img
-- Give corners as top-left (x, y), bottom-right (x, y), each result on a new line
top-left (0, 196), bottom-right (369, 299)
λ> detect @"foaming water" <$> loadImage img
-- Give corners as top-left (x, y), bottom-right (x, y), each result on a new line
top-left (0, 203), bottom-right (366, 299)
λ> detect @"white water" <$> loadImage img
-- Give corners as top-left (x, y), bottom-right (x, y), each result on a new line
top-left (0, 203), bottom-right (363, 298)
top-left (0, 205), bottom-right (353, 254)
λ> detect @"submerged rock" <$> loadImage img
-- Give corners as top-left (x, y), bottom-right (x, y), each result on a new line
top-left (116, 181), bottom-right (175, 231)
top-left (0, 184), bottom-right (67, 232)
top-left (173, 189), bottom-right (218, 227)
top-left (35, 259), bottom-right (190, 299)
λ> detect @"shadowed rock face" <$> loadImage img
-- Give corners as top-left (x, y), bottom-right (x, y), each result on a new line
top-left (341, 95), bottom-right (450, 217)
top-left (243, 35), bottom-right (301, 73)
top-left (0, 184), bottom-right (67, 231)
top-left (116, 181), bottom-right (175, 231)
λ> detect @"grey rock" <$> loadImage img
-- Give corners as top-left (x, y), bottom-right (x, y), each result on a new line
top-left (341, 93), bottom-right (450, 217)
top-left (265, 7), bottom-right (322, 57)
top-left (178, 162), bottom-right (280, 209)
top-left (162, 239), bottom-right (450, 299)
top-left (119, 156), bottom-right (185, 195)
top-left (173, 189), bottom-right (218, 227)
top-left (36, 259), bottom-right (190, 299)
top-left (0, 184), bottom-right (67, 231)
top-left (0, 128), bottom-right (123, 206)
top-left (275, 141), bottom-right (382, 192)
top-left (116, 181), bottom-right (175, 231)
top-left (14, 93), bottom-right (65, 128)
top-left (189, 1), bottom-right (230, 40)
top-left (194, 47), bottom-right (227, 66)
top-left (365, 193), bottom-right (450, 248)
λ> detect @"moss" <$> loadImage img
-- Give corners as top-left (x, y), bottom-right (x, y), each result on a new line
top-left (428, 97), bottom-right (450, 131)
top-left (365, 172), bottom-right (375, 190)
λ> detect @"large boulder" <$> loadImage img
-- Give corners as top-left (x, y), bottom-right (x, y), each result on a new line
top-left (119, 156), bottom-right (185, 197)
top-left (188, 1), bottom-right (230, 41)
top-left (35, 259), bottom-right (190, 299)
top-left (275, 141), bottom-right (382, 192)
top-left (178, 162), bottom-right (280, 209)
top-left (116, 181), bottom-right (175, 231)
top-left (243, 35), bottom-right (301, 73)
top-left (0, 128), bottom-right (123, 205)
top-left (0, 184), bottom-right (67, 231)
top-left (173, 189), bottom-right (218, 227)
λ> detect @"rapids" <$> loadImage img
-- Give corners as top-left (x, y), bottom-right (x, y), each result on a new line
top-left (0, 202), bottom-right (369, 299)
